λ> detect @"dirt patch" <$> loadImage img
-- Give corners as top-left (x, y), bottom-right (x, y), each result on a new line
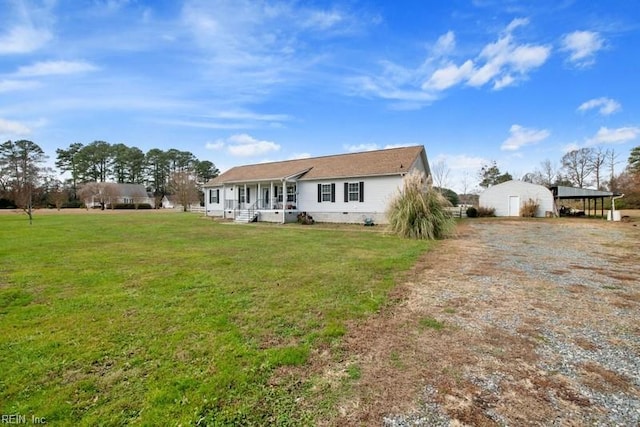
top-left (316, 219), bottom-right (640, 426)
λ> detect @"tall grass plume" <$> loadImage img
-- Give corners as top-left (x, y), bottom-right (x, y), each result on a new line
top-left (386, 171), bottom-right (456, 239)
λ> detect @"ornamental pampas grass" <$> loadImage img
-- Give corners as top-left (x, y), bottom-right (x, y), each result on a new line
top-left (386, 171), bottom-right (455, 240)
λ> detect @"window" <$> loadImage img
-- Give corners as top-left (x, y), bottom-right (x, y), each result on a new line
top-left (209, 189), bottom-right (219, 204)
top-left (287, 185), bottom-right (296, 202)
top-left (344, 182), bottom-right (364, 203)
top-left (238, 187), bottom-right (245, 204)
top-left (317, 183), bottom-right (335, 203)
top-left (348, 183), bottom-right (359, 201)
top-left (321, 184), bottom-right (331, 202)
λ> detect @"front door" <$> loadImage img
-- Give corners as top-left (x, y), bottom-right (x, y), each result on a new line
top-left (508, 196), bottom-right (520, 216)
top-left (263, 188), bottom-right (269, 209)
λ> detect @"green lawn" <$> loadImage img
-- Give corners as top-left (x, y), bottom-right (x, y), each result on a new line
top-left (0, 212), bottom-right (430, 426)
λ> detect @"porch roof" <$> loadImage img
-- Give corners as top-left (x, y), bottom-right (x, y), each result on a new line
top-left (205, 145), bottom-right (426, 186)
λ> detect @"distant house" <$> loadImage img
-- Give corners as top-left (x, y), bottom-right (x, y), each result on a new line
top-left (161, 195), bottom-right (177, 209)
top-left (202, 146), bottom-right (431, 224)
top-left (83, 183), bottom-right (154, 209)
top-left (480, 180), bottom-right (555, 217)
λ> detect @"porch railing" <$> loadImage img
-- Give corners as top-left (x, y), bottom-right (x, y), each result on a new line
top-left (224, 198), bottom-right (297, 211)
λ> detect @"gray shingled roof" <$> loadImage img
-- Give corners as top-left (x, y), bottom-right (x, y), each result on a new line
top-left (115, 183), bottom-right (149, 198)
top-left (205, 146), bottom-right (427, 186)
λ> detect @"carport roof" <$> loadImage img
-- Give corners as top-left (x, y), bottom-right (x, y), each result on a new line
top-left (549, 186), bottom-right (621, 199)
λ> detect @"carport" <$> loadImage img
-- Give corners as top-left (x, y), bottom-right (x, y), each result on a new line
top-left (549, 186), bottom-right (621, 218)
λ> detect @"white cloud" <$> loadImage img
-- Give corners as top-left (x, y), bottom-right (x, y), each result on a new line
top-left (16, 61), bottom-right (99, 77)
top-left (343, 143), bottom-right (415, 153)
top-left (434, 153), bottom-right (487, 170)
top-left (586, 126), bottom-right (640, 145)
top-left (433, 31), bottom-right (456, 55)
top-left (344, 143), bottom-right (380, 152)
top-left (180, 0), bottom-right (365, 100)
top-left (205, 141), bottom-right (225, 150)
top-left (505, 17), bottom-right (529, 33)
top-left (303, 9), bottom-right (344, 30)
top-left (422, 60), bottom-right (474, 91)
top-left (501, 124), bottom-right (550, 151)
top-left (289, 153), bottom-right (312, 160)
top-left (0, 118), bottom-right (32, 136)
top-left (209, 110), bottom-right (291, 122)
top-left (561, 31), bottom-right (604, 67)
top-left (0, 79), bottom-right (41, 93)
top-left (210, 133), bottom-right (281, 157)
top-left (466, 19), bottom-right (550, 89)
top-left (359, 17), bottom-right (550, 105)
top-left (577, 97), bottom-right (621, 116)
top-left (0, 25), bottom-right (52, 54)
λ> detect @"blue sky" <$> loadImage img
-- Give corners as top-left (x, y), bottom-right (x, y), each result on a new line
top-left (1, 0), bottom-right (639, 192)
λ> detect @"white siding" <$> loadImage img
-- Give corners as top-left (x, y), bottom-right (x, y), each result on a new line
top-left (297, 175), bottom-right (403, 223)
top-left (479, 180), bottom-right (555, 217)
top-left (205, 186), bottom-right (224, 216)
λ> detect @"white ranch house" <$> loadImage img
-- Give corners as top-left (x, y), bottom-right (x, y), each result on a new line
top-left (203, 146), bottom-right (430, 224)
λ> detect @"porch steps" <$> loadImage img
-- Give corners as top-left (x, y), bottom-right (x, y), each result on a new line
top-left (235, 210), bottom-right (258, 223)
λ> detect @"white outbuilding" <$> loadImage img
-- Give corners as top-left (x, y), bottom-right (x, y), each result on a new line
top-left (479, 180), bottom-right (556, 217)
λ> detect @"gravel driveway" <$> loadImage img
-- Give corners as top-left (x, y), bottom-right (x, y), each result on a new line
top-left (327, 219), bottom-right (640, 426)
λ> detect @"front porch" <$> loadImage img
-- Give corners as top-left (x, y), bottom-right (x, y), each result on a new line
top-left (222, 180), bottom-right (299, 223)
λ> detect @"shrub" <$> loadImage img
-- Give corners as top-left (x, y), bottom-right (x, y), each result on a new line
top-left (466, 206), bottom-right (478, 218)
top-left (520, 198), bottom-right (539, 217)
top-left (62, 200), bottom-right (83, 208)
top-left (113, 203), bottom-right (153, 210)
top-left (386, 171), bottom-right (455, 240)
top-left (477, 206), bottom-right (496, 217)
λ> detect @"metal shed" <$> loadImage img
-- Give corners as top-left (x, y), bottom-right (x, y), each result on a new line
top-left (479, 180), bottom-right (556, 217)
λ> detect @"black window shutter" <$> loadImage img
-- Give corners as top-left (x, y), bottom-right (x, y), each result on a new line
top-left (317, 184), bottom-right (322, 203)
top-left (344, 182), bottom-right (349, 203)
top-left (216, 189), bottom-right (220, 203)
top-left (359, 181), bottom-right (364, 202)
top-left (247, 188), bottom-right (250, 204)
top-left (331, 183), bottom-right (336, 202)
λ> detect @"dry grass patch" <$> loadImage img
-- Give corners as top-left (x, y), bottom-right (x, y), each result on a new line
top-left (579, 362), bottom-right (635, 394)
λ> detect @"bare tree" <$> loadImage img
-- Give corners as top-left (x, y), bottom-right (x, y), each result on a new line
top-left (561, 148), bottom-right (594, 188)
top-left (590, 147), bottom-right (609, 190)
top-left (459, 171), bottom-right (471, 206)
top-left (431, 159), bottom-right (451, 191)
top-left (169, 171), bottom-right (199, 212)
top-left (78, 182), bottom-right (118, 210)
top-left (539, 159), bottom-right (559, 186)
top-left (606, 149), bottom-right (621, 191)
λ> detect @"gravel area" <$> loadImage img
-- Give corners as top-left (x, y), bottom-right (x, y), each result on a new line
top-left (329, 219), bottom-right (640, 426)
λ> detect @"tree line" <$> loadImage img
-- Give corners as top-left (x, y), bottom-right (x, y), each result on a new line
top-left (0, 139), bottom-right (220, 217)
top-left (477, 146), bottom-right (640, 207)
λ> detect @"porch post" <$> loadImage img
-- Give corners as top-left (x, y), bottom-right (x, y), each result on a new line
top-left (282, 179), bottom-right (286, 224)
top-left (257, 182), bottom-right (261, 209)
top-left (270, 182), bottom-right (274, 209)
top-left (244, 183), bottom-right (247, 209)
top-left (222, 185), bottom-right (226, 219)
